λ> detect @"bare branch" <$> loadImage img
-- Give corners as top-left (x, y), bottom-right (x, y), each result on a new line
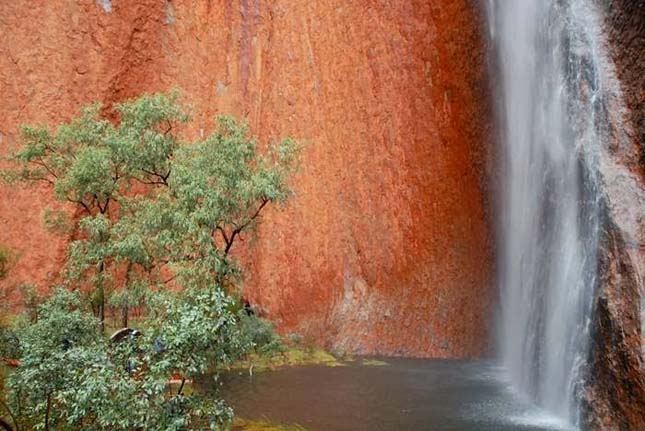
top-left (215, 225), bottom-right (231, 248)
top-left (132, 177), bottom-right (168, 187)
top-left (30, 158), bottom-right (58, 180)
top-left (140, 168), bottom-right (170, 186)
top-left (164, 119), bottom-right (173, 136)
top-left (224, 197), bottom-right (269, 256)
top-left (67, 198), bottom-right (92, 215)
top-left (29, 176), bottom-right (56, 186)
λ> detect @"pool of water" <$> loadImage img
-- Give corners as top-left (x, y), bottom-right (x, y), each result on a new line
top-left (215, 358), bottom-right (577, 431)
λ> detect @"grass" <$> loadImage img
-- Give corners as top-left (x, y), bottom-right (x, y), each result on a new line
top-left (227, 341), bottom-right (394, 373)
top-left (232, 417), bottom-right (308, 431)
top-left (228, 346), bottom-right (345, 373)
top-left (361, 358), bottom-right (389, 366)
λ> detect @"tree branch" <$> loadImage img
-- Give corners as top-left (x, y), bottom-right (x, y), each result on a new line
top-left (224, 197), bottom-right (269, 256)
top-left (132, 177), bottom-right (168, 187)
top-left (177, 378), bottom-right (186, 395)
top-left (67, 198), bottom-right (92, 215)
top-left (163, 120), bottom-right (173, 136)
top-left (0, 398), bottom-right (20, 431)
top-left (162, 273), bottom-right (178, 285)
top-left (29, 176), bottom-right (56, 186)
top-left (215, 226), bottom-right (230, 249)
top-left (30, 158), bottom-right (58, 180)
top-left (99, 196), bottom-right (110, 215)
top-left (44, 393), bottom-right (51, 431)
top-left (140, 168), bottom-right (170, 186)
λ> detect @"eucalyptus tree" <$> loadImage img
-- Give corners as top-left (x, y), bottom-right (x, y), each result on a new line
top-left (6, 288), bottom-right (243, 430)
top-left (5, 91), bottom-right (296, 331)
top-left (8, 92), bottom-right (187, 330)
top-left (1, 91), bottom-right (297, 430)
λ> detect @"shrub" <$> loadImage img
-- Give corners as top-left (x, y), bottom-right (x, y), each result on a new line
top-left (5, 288), bottom-right (244, 430)
top-left (238, 313), bottom-right (285, 355)
top-left (0, 90), bottom-right (298, 430)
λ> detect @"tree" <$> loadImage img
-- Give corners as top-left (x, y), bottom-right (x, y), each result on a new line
top-left (4, 91), bottom-right (296, 331)
top-left (1, 91), bottom-right (298, 430)
top-left (6, 288), bottom-right (243, 430)
top-left (6, 92), bottom-right (188, 330)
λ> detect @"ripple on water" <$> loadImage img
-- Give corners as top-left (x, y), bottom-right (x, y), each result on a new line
top-left (215, 359), bottom-right (582, 431)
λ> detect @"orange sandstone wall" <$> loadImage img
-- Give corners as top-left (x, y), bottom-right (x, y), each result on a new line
top-left (0, 0), bottom-right (493, 357)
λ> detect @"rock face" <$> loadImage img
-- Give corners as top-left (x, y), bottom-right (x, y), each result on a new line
top-left (597, 0), bottom-right (644, 178)
top-left (585, 220), bottom-right (645, 430)
top-left (582, 1), bottom-right (645, 429)
top-left (0, 1), bottom-right (494, 357)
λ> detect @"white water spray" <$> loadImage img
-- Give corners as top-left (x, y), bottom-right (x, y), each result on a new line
top-left (486, 0), bottom-right (620, 426)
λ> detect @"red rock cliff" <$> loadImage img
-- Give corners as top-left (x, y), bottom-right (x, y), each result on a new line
top-left (582, 1), bottom-right (645, 429)
top-left (0, 0), bottom-right (493, 357)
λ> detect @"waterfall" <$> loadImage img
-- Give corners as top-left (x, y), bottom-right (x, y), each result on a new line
top-left (486, 0), bottom-right (618, 426)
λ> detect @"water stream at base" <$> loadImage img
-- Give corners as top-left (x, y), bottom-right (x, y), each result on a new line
top-left (486, 0), bottom-right (619, 426)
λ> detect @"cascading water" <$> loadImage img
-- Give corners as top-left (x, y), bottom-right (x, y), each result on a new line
top-left (486, 0), bottom-right (620, 427)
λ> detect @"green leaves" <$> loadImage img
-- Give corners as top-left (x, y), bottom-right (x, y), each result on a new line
top-left (55, 145), bottom-right (114, 205)
top-left (4, 91), bottom-right (297, 299)
top-left (113, 92), bottom-right (186, 187)
top-left (7, 288), bottom-right (237, 430)
top-left (2, 90), bottom-right (298, 430)
top-left (6, 92), bottom-right (188, 213)
top-left (6, 289), bottom-right (100, 429)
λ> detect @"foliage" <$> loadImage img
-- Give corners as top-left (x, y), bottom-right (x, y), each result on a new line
top-left (5, 288), bottom-right (243, 430)
top-left (6, 289), bottom-right (100, 430)
top-left (0, 91), bottom-right (298, 430)
top-left (17, 284), bottom-right (41, 324)
top-left (361, 358), bottom-right (389, 366)
top-left (0, 323), bottom-right (21, 361)
top-left (237, 312), bottom-right (285, 356)
top-left (229, 312), bottom-right (342, 373)
top-left (43, 209), bottom-right (73, 235)
top-left (229, 347), bottom-right (342, 373)
top-left (4, 90), bottom-right (297, 330)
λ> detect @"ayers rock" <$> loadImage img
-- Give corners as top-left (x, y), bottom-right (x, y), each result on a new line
top-left (2, 1), bottom-right (644, 428)
top-left (1, 0), bottom-right (494, 357)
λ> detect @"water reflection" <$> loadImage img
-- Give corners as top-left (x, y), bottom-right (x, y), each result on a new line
top-left (212, 359), bottom-right (575, 431)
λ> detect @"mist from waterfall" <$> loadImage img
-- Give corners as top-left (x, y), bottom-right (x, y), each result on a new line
top-left (486, 0), bottom-right (618, 427)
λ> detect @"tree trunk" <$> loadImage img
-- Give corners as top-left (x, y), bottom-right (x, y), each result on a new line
top-left (44, 393), bottom-right (51, 431)
top-left (0, 398), bottom-right (20, 431)
top-left (98, 284), bottom-right (105, 334)
top-left (121, 303), bottom-right (128, 328)
top-left (121, 261), bottom-right (133, 328)
top-left (97, 261), bottom-right (105, 333)
top-left (0, 418), bottom-right (13, 431)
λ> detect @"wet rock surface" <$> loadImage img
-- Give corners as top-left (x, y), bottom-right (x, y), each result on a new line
top-left (0, 1), bottom-right (642, 426)
top-left (596, 0), bottom-right (644, 177)
top-left (583, 1), bottom-right (645, 429)
top-left (584, 218), bottom-right (645, 431)
top-left (0, 0), bottom-right (494, 357)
